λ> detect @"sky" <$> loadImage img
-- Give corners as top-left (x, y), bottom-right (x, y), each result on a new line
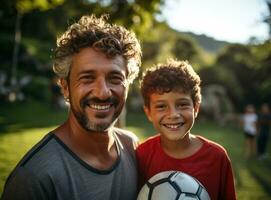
top-left (161, 0), bottom-right (270, 44)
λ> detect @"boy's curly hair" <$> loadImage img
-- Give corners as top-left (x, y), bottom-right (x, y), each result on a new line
top-left (53, 14), bottom-right (142, 83)
top-left (140, 59), bottom-right (201, 107)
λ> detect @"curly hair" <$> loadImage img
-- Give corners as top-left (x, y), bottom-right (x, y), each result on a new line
top-left (53, 14), bottom-right (142, 83)
top-left (140, 59), bottom-right (201, 107)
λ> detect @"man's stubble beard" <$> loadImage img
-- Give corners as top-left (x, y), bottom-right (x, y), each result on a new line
top-left (69, 96), bottom-right (124, 133)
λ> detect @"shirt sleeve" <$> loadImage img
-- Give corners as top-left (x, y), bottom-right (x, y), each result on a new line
top-left (2, 167), bottom-right (49, 200)
top-left (220, 154), bottom-right (237, 200)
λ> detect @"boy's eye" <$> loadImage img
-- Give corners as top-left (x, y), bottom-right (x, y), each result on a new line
top-left (154, 104), bottom-right (167, 110)
top-left (177, 102), bottom-right (191, 109)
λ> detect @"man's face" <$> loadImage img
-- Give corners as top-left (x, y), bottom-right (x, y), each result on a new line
top-left (62, 47), bottom-right (128, 133)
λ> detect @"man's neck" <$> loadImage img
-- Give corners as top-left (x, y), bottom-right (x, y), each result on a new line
top-left (54, 117), bottom-right (118, 170)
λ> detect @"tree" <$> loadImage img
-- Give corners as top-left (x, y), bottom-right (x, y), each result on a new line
top-left (1, 0), bottom-right (169, 101)
top-left (172, 36), bottom-right (199, 62)
top-left (264, 0), bottom-right (271, 40)
top-left (3, 0), bottom-right (64, 101)
top-left (251, 41), bottom-right (271, 104)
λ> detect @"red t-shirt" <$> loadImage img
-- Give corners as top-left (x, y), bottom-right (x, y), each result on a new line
top-left (136, 135), bottom-right (236, 200)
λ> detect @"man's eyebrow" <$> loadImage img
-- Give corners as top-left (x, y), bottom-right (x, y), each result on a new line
top-left (78, 69), bottom-right (96, 75)
top-left (109, 70), bottom-right (125, 75)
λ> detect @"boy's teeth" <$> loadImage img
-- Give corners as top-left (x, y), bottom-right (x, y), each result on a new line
top-left (165, 124), bottom-right (180, 129)
top-left (90, 104), bottom-right (110, 110)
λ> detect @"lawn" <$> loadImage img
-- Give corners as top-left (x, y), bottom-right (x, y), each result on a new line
top-left (0, 100), bottom-right (271, 199)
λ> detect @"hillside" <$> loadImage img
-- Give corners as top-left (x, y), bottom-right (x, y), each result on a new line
top-left (181, 31), bottom-right (230, 53)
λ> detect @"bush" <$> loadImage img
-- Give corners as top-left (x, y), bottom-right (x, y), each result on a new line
top-left (23, 76), bottom-right (51, 101)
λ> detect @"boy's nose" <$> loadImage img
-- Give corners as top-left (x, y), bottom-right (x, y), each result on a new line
top-left (168, 107), bottom-right (180, 119)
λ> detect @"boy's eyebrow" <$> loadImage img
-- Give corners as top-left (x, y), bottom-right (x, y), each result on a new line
top-left (152, 100), bottom-right (166, 104)
top-left (176, 97), bottom-right (191, 101)
top-left (153, 97), bottom-right (191, 101)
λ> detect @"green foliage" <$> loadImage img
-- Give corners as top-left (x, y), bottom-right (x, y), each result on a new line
top-left (251, 41), bottom-right (271, 102)
top-left (140, 21), bottom-right (202, 71)
top-left (0, 0), bottom-right (167, 101)
top-left (172, 36), bottom-right (199, 61)
top-left (199, 66), bottom-right (244, 106)
top-left (213, 43), bottom-right (271, 109)
top-left (22, 77), bottom-right (51, 101)
top-left (21, 37), bottom-right (53, 62)
top-left (16, 0), bottom-right (64, 13)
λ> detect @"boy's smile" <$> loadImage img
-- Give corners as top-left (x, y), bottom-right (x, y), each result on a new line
top-left (162, 122), bottom-right (185, 130)
top-left (144, 91), bottom-right (199, 142)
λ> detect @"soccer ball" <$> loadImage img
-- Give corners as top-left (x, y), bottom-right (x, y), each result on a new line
top-left (137, 171), bottom-right (210, 200)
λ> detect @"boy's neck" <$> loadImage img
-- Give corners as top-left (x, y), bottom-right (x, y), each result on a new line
top-left (161, 134), bottom-right (202, 159)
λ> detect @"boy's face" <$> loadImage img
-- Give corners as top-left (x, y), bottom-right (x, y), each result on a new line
top-left (144, 91), bottom-right (199, 142)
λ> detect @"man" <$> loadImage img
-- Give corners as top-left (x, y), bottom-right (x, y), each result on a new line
top-left (2, 14), bottom-right (142, 200)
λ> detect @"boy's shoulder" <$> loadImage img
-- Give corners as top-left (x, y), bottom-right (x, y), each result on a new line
top-left (136, 134), bottom-right (160, 151)
top-left (139, 134), bottom-right (159, 144)
top-left (196, 135), bottom-right (229, 156)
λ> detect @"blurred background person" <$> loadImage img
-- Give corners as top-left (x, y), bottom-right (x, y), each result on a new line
top-left (257, 103), bottom-right (271, 160)
top-left (242, 104), bottom-right (258, 159)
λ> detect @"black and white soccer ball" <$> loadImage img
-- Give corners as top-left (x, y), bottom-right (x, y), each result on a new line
top-left (137, 171), bottom-right (211, 200)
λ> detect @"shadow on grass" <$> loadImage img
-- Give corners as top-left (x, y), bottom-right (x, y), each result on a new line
top-left (0, 100), bottom-right (68, 134)
top-left (248, 159), bottom-right (271, 195)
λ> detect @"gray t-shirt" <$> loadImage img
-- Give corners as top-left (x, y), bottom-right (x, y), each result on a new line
top-left (2, 128), bottom-right (138, 200)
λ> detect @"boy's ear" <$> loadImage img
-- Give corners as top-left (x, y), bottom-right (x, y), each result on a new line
top-left (194, 103), bottom-right (200, 118)
top-left (144, 106), bottom-right (153, 122)
top-left (59, 78), bottom-right (69, 99)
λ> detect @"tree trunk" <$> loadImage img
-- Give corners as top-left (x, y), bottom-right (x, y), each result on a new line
top-left (10, 11), bottom-right (23, 99)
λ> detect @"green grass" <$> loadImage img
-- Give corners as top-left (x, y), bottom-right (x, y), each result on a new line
top-left (0, 100), bottom-right (271, 199)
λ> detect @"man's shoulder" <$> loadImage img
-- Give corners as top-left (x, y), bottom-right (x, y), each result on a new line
top-left (12, 133), bottom-right (65, 175)
top-left (113, 127), bottom-right (139, 149)
top-left (4, 133), bottom-right (62, 188)
top-left (113, 127), bottom-right (138, 142)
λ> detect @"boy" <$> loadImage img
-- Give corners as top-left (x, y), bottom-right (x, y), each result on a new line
top-left (136, 59), bottom-right (236, 200)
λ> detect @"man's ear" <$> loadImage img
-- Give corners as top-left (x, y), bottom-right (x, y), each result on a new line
top-left (144, 106), bottom-right (152, 122)
top-left (194, 103), bottom-right (200, 118)
top-left (59, 78), bottom-right (69, 99)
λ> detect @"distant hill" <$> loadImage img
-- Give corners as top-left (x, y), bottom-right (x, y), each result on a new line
top-left (181, 31), bottom-right (230, 53)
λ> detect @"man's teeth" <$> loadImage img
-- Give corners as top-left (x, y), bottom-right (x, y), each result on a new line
top-left (90, 104), bottom-right (111, 110)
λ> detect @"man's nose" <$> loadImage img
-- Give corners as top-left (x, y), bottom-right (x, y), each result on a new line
top-left (92, 78), bottom-right (112, 100)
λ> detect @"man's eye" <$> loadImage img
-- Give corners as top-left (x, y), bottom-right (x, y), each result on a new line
top-left (109, 76), bottom-right (124, 84)
top-left (80, 75), bottom-right (94, 82)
